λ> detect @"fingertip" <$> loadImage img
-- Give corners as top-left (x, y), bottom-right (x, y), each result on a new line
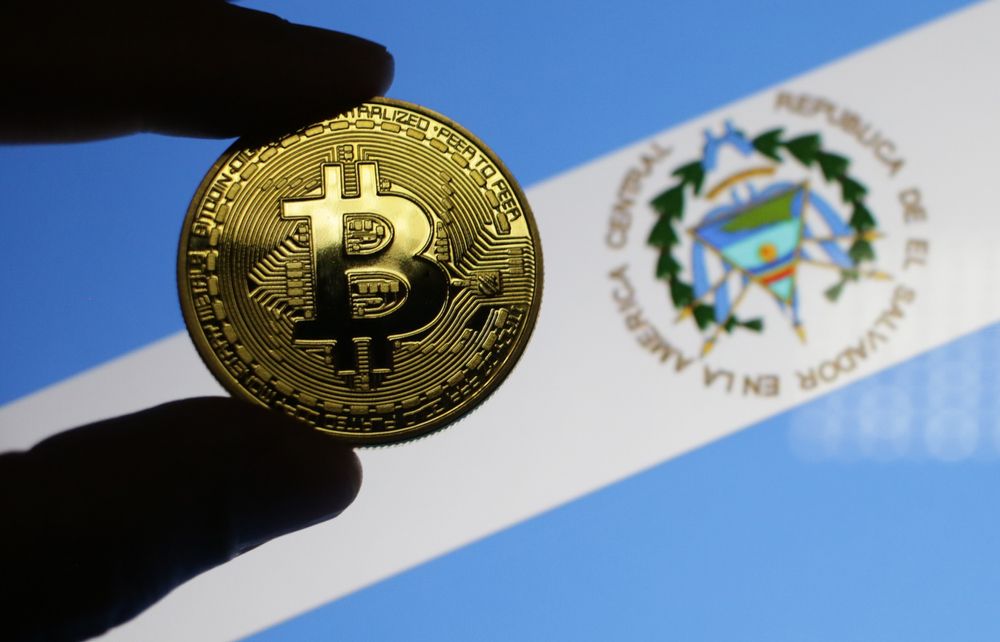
top-left (143, 6), bottom-right (397, 139)
top-left (0, 3), bottom-right (396, 141)
top-left (8, 397), bottom-right (366, 639)
top-left (162, 398), bottom-right (365, 553)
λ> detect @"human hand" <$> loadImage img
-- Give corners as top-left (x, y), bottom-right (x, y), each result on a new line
top-left (0, 0), bottom-right (392, 142)
top-left (0, 1), bottom-right (393, 640)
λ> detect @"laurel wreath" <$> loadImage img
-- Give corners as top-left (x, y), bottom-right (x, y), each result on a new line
top-left (647, 128), bottom-right (879, 334)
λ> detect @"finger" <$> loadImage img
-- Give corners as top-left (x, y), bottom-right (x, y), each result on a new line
top-left (0, 397), bottom-right (361, 641)
top-left (0, 1), bottom-right (394, 142)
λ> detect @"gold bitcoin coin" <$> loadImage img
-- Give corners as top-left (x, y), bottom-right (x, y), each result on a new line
top-left (178, 98), bottom-right (542, 445)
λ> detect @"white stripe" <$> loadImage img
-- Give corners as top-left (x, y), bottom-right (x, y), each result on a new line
top-left (2, 4), bottom-right (999, 640)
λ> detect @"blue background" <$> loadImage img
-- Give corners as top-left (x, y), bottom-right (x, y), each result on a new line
top-left (1, 1), bottom-right (993, 640)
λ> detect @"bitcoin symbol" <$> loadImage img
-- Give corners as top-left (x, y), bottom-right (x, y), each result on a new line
top-left (281, 162), bottom-right (448, 387)
top-left (180, 99), bottom-right (541, 444)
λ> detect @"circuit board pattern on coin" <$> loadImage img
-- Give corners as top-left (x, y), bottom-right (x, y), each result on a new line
top-left (178, 99), bottom-right (542, 444)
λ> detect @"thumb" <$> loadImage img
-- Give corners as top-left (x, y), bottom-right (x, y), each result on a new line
top-left (0, 397), bottom-right (361, 641)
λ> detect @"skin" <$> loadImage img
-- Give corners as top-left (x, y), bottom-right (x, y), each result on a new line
top-left (0, 1), bottom-right (394, 640)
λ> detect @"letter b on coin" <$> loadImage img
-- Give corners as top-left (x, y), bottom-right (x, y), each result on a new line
top-left (281, 162), bottom-right (448, 383)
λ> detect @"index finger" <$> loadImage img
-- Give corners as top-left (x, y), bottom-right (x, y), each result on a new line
top-left (0, 0), bottom-right (394, 142)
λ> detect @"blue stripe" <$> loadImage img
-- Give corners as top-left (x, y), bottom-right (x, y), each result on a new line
top-left (249, 319), bottom-right (1000, 642)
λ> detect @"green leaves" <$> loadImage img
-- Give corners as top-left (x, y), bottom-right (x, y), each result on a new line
top-left (647, 215), bottom-right (679, 247)
top-left (724, 316), bottom-right (764, 333)
top-left (784, 134), bottom-right (822, 166)
top-left (816, 151), bottom-right (849, 181)
top-left (668, 278), bottom-right (694, 308)
top-left (651, 167), bottom-right (692, 319)
top-left (693, 304), bottom-right (715, 330)
top-left (651, 172), bottom-right (692, 308)
top-left (849, 202), bottom-right (877, 232)
top-left (824, 269), bottom-right (860, 301)
top-left (752, 128), bottom-right (784, 161)
top-left (849, 239), bottom-right (875, 263)
top-left (672, 161), bottom-right (705, 195)
top-left (650, 185), bottom-right (684, 220)
top-left (824, 279), bottom-right (846, 302)
top-left (656, 251), bottom-right (682, 279)
top-left (839, 176), bottom-right (868, 204)
top-left (650, 160), bottom-right (703, 223)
